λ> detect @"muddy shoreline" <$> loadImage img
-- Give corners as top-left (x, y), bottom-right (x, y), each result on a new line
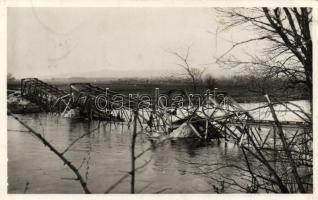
top-left (7, 90), bottom-right (41, 114)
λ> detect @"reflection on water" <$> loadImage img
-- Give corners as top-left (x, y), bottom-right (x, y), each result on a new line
top-left (8, 113), bottom-right (244, 193)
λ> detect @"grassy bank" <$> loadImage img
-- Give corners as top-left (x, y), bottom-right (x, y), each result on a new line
top-left (7, 78), bottom-right (309, 103)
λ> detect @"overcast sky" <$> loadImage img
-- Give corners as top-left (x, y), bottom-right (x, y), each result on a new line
top-left (7, 7), bottom-right (258, 79)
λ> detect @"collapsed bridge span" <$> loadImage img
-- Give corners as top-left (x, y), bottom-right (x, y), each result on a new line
top-left (17, 78), bottom-right (310, 143)
top-left (21, 78), bottom-right (70, 112)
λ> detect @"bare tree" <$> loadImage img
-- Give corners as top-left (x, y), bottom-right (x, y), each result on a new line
top-left (182, 96), bottom-right (312, 193)
top-left (215, 7), bottom-right (312, 104)
top-left (8, 111), bottom-right (95, 193)
top-left (7, 73), bottom-right (15, 81)
top-left (204, 74), bottom-right (218, 89)
top-left (130, 109), bottom-right (138, 194)
top-left (171, 46), bottom-right (206, 92)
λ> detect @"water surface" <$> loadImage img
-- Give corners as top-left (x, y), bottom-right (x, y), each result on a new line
top-left (8, 100), bottom-right (310, 193)
top-left (8, 113), bottom-right (243, 193)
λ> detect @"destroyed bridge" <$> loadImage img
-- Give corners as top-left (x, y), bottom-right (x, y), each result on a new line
top-left (19, 78), bottom-right (310, 144)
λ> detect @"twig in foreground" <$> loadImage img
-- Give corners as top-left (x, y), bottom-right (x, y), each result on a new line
top-left (8, 111), bottom-right (91, 194)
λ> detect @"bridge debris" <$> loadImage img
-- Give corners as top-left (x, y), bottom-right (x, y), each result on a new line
top-left (8, 91), bottom-right (41, 114)
top-left (14, 78), bottom-right (311, 143)
top-left (20, 78), bottom-right (70, 112)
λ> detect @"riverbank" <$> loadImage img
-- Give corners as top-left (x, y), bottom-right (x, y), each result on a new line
top-left (8, 79), bottom-right (309, 104)
top-left (7, 90), bottom-right (41, 114)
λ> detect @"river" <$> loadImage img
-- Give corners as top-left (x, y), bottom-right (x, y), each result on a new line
top-left (7, 100), bottom-right (310, 193)
top-left (8, 113), bottom-right (246, 193)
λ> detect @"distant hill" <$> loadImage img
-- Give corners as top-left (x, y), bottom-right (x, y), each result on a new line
top-left (39, 68), bottom-right (179, 80)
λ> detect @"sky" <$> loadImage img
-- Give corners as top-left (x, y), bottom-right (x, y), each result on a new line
top-left (7, 7), bottom-right (258, 79)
